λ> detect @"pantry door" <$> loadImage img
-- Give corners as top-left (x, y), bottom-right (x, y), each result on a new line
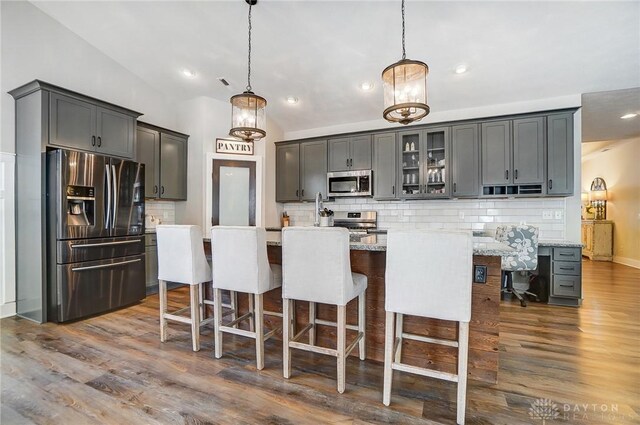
top-left (211, 159), bottom-right (256, 226)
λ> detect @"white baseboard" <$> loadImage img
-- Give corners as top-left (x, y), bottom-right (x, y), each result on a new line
top-left (613, 256), bottom-right (640, 269)
top-left (0, 302), bottom-right (16, 318)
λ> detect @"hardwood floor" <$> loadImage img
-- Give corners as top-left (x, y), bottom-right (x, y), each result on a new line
top-left (2, 260), bottom-right (639, 424)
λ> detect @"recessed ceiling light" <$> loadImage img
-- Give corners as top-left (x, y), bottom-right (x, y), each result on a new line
top-left (286, 96), bottom-right (298, 104)
top-left (182, 69), bottom-right (197, 78)
top-left (360, 82), bottom-right (374, 91)
top-left (454, 64), bottom-right (468, 74)
top-left (620, 113), bottom-right (637, 119)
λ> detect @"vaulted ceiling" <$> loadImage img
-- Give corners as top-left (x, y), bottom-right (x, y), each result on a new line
top-left (32, 1), bottom-right (640, 133)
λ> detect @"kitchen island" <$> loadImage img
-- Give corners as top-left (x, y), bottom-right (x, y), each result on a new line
top-left (205, 232), bottom-right (512, 384)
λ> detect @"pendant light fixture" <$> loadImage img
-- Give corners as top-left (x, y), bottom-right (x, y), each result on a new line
top-left (230, 0), bottom-right (267, 142)
top-left (382, 0), bottom-right (430, 125)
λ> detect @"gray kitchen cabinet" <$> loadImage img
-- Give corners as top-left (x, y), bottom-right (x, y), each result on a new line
top-left (350, 135), bottom-right (372, 170)
top-left (137, 122), bottom-right (189, 200)
top-left (136, 126), bottom-right (160, 197)
top-left (145, 233), bottom-right (158, 292)
top-left (398, 130), bottom-right (423, 199)
top-left (481, 120), bottom-right (512, 185)
top-left (373, 133), bottom-right (397, 199)
top-left (451, 124), bottom-right (480, 197)
top-left (276, 144), bottom-right (301, 202)
top-left (328, 135), bottom-right (372, 171)
top-left (300, 140), bottom-right (328, 201)
top-left (49, 90), bottom-right (138, 158)
top-left (328, 137), bottom-right (350, 171)
top-left (49, 92), bottom-right (97, 151)
top-left (96, 106), bottom-right (135, 158)
top-left (159, 132), bottom-right (188, 200)
top-left (547, 113), bottom-right (574, 195)
top-left (512, 117), bottom-right (544, 184)
top-left (423, 127), bottom-right (450, 198)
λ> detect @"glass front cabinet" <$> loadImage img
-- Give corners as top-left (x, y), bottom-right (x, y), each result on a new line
top-left (397, 127), bottom-right (450, 199)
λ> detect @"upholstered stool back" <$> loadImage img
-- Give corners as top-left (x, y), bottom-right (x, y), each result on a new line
top-left (211, 226), bottom-right (280, 294)
top-left (282, 227), bottom-right (359, 306)
top-left (495, 224), bottom-right (539, 271)
top-left (156, 225), bottom-right (211, 285)
top-left (385, 229), bottom-right (473, 322)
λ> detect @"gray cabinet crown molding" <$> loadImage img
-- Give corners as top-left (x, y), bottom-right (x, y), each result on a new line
top-left (9, 80), bottom-right (143, 118)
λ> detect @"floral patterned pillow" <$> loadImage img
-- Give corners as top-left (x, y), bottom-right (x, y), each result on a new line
top-left (496, 225), bottom-right (539, 271)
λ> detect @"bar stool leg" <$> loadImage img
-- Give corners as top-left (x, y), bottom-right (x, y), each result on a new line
top-left (394, 313), bottom-right (403, 362)
top-left (358, 292), bottom-right (366, 361)
top-left (190, 285), bottom-right (201, 352)
top-left (159, 280), bottom-right (168, 343)
top-left (283, 298), bottom-right (292, 379)
top-left (337, 305), bottom-right (347, 394)
top-left (230, 290), bottom-right (238, 326)
top-left (309, 302), bottom-right (316, 346)
top-left (199, 283), bottom-right (205, 321)
top-left (213, 288), bottom-right (223, 359)
top-left (248, 293), bottom-right (255, 332)
top-left (457, 321), bottom-right (470, 425)
top-left (383, 311), bottom-right (395, 406)
top-left (255, 293), bottom-right (264, 370)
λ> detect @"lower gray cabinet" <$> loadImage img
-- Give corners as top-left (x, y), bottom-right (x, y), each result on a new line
top-left (547, 113), bottom-right (574, 196)
top-left (276, 144), bottom-right (301, 202)
top-left (136, 122), bottom-right (188, 200)
top-left (300, 140), bottom-right (327, 201)
top-left (451, 124), bottom-right (479, 197)
top-left (145, 233), bottom-right (158, 292)
top-left (373, 133), bottom-right (397, 199)
top-left (548, 247), bottom-right (582, 306)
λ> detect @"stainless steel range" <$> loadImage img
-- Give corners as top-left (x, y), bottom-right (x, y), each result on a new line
top-left (332, 211), bottom-right (378, 243)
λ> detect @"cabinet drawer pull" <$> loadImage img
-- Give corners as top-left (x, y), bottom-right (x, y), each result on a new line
top-left (559, 267), bottom-right (574, 271)
top-left (346, 158), bottom-right (349, 167)
top-left (558, 252), bottom-right (573, 256)
top-left (559, 284), bottom-right (574, 288)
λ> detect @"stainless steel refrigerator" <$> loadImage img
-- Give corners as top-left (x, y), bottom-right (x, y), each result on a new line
top-left (46, 149), bottom-right (146, 322)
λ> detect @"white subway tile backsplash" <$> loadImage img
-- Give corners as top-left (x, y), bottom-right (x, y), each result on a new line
top-left (283, 197), bottom-right (566, 239)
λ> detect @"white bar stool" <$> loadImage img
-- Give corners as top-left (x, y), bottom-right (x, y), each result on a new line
top-left (156, 225), bottom-right (236, 352)
top-left (383, 229), bottom-right (473, 425)
top-left (282, 227), bottom-right (367, 394)
top-left (211, 226), bottom-right (282, 370)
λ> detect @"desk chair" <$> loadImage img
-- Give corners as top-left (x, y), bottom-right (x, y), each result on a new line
top-left (496, 224), bottom-right (539, 307)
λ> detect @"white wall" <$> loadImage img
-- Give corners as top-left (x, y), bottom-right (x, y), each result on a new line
top-left (0, 2), bottom-right (183, 317)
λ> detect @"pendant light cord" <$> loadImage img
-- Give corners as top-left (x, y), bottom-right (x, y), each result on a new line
top-left (246, 3), bottom-right (253, 92)
top-left (401, 0), bottom-right (406, 60)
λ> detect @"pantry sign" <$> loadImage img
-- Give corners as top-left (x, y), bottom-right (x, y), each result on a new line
top-left (216, 138), bottom-right (254, 156)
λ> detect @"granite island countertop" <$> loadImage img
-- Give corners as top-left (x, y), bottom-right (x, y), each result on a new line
top-left (263, 232), bottom-right (515, 256)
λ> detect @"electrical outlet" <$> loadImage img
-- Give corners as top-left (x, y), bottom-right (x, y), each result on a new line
top-left (554, 210), bottom-right (563, 220)
top-left (542, 211), bottom-right (553, 220)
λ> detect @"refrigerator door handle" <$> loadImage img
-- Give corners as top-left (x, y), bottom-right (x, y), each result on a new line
top-left (70, 239), bottom-right (142, 249)
top-left (71, 258), bottom-right (141, 272)
top-left (105, 164), bottom-right (111, 229)
top-left (111, 164), bottom-right (118, 229)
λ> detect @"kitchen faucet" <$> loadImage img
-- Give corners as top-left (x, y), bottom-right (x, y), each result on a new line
top-left (314, 192), bottom-right (323, 227)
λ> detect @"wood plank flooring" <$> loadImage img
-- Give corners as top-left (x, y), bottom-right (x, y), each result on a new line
top-left (1, 260), bottom-right (639, 424)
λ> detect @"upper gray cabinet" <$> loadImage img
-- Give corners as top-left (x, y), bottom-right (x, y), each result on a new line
top-left (328, 135), bottom-right (371, 171)
top-left (373, 132), bottom-right (397, 199)
top-left (398, 128), bottom-right (450, 199)
top-left (276, 143), bottom-right (301, 202)
top-left (49, 93), bottom-right (97, 151)
top-left (45, 85), bottom-right (140, 158)
top-left (96, 106), bottom-right (135, 158)
top-left (136, 122), bottom-right (189, 200)
top-left (512, 117), bottom-right (544, 184)
top-left (300, 140), bottom-right (328, 201)
top-left (276, 141), bottom-right (328, 202)
top-left (451, 124), bottom-right (480, 197)
top-left (481, 120), bottom-right (512, 185)
top-left (547, 113), bottom-right (574, 196)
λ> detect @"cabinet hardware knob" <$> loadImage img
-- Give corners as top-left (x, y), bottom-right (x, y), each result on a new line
top-left (154, 185), bottom-right (158, 194)
top-left (505, 170), bottom-right (509, 180)
top-left (346, 158), bottom-right (349, 167)
top-left (549, 179), bottom-right (553, 190)
top-left (91, 136), bottom-right (96, 146)
top-left (97, 136), bottom-right (102, 147)
top-left (301, 189), bottom-right (304, 197)
top-left (515, 169), bottom-right (518, 180)
top-left (453, 182), bottom-right (457, 193)
top-left (392, 185), bottom-right (395, 195)
top-left (296, 189), bottom-right (299, 197)
top-left (161, 186), bottom-right (165, 194)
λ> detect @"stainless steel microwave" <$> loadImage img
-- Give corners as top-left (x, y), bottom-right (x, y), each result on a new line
top-left (327, 170), bottom-right (372, 197)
